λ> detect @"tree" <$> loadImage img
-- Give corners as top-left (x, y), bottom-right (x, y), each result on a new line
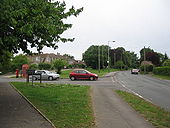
top-left (110, 47), bottom-right (139, 68)
top-left (140, 47), bottom-right (154, 62)
top-left (0, 51), bottom-right (13, 73)
top-left (114, 60), bottom-right (124, 69)
top-left (53, 59), bottom-right (68, 74)
top-left (145, 52), bottom-right (160, 66)
top-left (11, 54), bottom-right (29, 71)
top-left (83, 45), bottom-right (109, 69)
top-left (63, 54), bottom-right (74, 60)
top-left (0, 0), bottom-right (83, 63)
top-left (140, 47), bottom-right (161, 66)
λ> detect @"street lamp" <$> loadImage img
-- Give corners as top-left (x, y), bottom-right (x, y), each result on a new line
top-left (108, 41), bottom-right (115, 72)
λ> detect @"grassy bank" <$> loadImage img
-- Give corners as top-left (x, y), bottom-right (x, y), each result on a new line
top-left (116, 90), bottom-right (170, 128)
top-left (151, 74), bottom-right (170, 80)
top-left (11, 82), bottom-right (95, 128)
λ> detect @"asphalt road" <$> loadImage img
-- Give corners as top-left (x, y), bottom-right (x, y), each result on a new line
top-left (115, 71), bottom-right (170, 111)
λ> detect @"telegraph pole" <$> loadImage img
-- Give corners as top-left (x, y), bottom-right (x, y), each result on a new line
top-left (144, 46), bottom-right (146, 74)
top-left (98, 46), bottom-right (100, 73)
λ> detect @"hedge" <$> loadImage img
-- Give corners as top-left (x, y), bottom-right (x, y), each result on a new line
top-left (153, 66), bottom-right (170, 76)
top-left (140, 65), bottom-right (154, 72)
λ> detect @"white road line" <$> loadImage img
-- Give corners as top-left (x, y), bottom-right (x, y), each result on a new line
top-left (111, 76), bottom-right (153, 103)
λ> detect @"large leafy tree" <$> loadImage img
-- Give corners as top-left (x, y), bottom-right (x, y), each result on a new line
top-left (83, 45), bottom-right (109, 69)
top-left (11, 54), bottom-right (29, 71)
top-left (110, 47), bottom-right (139, 68)
top-left (0, 0), bottom-right (83, 62)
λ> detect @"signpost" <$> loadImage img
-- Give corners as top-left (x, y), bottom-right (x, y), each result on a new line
top-left (26, 70), bottom-right (42, 85)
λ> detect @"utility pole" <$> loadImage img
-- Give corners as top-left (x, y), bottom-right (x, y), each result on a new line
top-left (121, 52), bottom-right (123, 70)
top-left (108, 41), bottom-right (115, 72)
top-left (144, 46), bottom-right (146, 74)
top-left (102, 45), bottom-right (104, 68)
top-left (114, 52), bottom-right (116, 66)
top-left (98, 46), bottom-right (100, 73)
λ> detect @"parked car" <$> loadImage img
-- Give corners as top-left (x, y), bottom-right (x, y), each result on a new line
top-left (131, 69), bottom-right (139, 74)
top-left (69, 69), bottom-right (98, 81)
top-left (32, 70), bottom-right (60, 80)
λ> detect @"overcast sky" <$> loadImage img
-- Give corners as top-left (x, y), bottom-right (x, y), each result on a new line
top-left (41, 0), bottom-right (170, 60)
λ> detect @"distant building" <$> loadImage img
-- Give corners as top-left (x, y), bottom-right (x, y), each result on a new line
top-left (27, 53), bottom-right (77, 65)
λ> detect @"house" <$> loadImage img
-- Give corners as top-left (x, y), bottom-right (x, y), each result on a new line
top-left (28, 53), bottom-right (76, 65)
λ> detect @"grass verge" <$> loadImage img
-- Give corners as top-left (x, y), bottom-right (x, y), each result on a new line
top-left (115, 90), bottom-right (170, 128)
top-left (151, 74), bottom-right (170, 80)
top-left (11, 82), bottom-right (95, 128)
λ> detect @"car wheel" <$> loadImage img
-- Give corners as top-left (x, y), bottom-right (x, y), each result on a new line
top-left (90, 76), bottom-right (95, 81)
top-left (70, 76), bottom-right (75, 81)
top-left (48, 76), bottom-right (53, 81)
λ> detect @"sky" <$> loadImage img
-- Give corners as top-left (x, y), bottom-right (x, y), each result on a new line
top-left (40, 0), bottom-right (170, 60)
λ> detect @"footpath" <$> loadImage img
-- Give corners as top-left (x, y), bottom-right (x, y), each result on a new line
top-left (0, 82), bottom-right (54, 128)
top-left (92, 72), bottom-right (154, 128)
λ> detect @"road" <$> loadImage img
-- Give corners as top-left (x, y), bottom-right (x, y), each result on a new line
top-left (115, 71), bottom-right (170, 111)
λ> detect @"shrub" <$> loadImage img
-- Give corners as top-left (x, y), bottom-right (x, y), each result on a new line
top-left (53, 59), bottom-right (68, 74)
top-left (29, 64), bottom-right (38, 70)
top-left (162, 59), bottom-right (170, 66)
top-left (153, 66), bottom-right (170, 76)
top-left (38, 63), bottom-right (51, 70)
top-left (140, 65), bottom-right (154, 72)
top-left (114, 61), bottom-right (124, 69)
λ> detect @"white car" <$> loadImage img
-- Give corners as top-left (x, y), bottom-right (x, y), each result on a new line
top-left (32, 70), bottom-right (60, 80)
top-left (131, 69), bottom-right (139, 74)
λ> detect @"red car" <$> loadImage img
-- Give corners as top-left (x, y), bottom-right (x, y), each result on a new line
top-left (69, 69), bottom-right (98, 81)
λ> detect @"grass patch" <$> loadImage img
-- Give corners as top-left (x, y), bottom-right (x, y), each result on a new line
top-left (115, 90), bottom-right (170, 128)
top-left (60, 69), bottom-right (72, 78)
top-left (151, 74), bottom-right (170, 80)
top-left (87, 68), bottom-right (118, 77)
top-left (11, 82), bottom-right (95, 128)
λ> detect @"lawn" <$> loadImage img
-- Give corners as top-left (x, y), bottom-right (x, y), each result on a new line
top-left (60, 68), bottom-right (118, 78)
top-left (11, 82), bottom-right (95, 128)
top-left (116, 90), bottom-right (170, 128)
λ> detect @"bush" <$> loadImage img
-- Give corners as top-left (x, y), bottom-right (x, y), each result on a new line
top-left (153, 66), bottom-right (170, 76)
top-left (163, 59), bottom-right (170, 66)
top-left (38, 63), bottom-right (51, 70)
top-left (114, 61), bottom-right (124, 69)
top-left (53, 59), bottom-right (68, 74)
top-left (29, 64), bottom-right (38, 70)
top-left (140, 65), bottom-right (154, 72)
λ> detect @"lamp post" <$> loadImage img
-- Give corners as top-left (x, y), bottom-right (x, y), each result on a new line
top-left (108, 41), bottom-right (115, 72)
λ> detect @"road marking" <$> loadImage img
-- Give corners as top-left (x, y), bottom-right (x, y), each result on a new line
top-left (111, 76), bottom-right (153, 103)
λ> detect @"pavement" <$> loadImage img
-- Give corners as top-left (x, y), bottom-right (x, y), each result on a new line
top-left (0, 82), bottom-right (54, 128)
